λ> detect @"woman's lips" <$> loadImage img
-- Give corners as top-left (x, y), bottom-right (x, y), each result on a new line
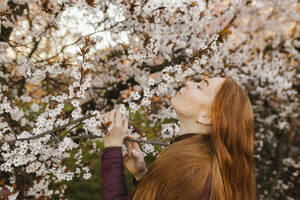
top-left (176, 87), bottom-right (184, 95)
top-left (179, 88), bottom-right (184, 95)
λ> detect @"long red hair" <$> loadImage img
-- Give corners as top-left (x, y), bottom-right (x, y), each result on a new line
top-left (210, 76), bottom-right (256, 199)
top-left (132, 76), bottom-right (256, 200)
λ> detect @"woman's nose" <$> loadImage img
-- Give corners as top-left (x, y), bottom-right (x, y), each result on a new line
top-left (185, 81), bottom-right (192, 88)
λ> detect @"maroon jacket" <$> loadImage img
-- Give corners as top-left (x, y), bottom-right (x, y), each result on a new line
top-left (101, 133), bottom-right (211, 200)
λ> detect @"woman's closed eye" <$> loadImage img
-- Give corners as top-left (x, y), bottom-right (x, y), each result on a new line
top-left (197, 80), bottom-right (209, 90)
top-left (203, 79), bottom-right (209, 86)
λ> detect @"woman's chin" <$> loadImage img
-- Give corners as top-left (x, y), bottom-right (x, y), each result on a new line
top-left (170, 97), bottom-right (178, 109)
top-left (170, 97), bottom-right (175, 107)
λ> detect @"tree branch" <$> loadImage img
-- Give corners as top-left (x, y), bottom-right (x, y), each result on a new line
top-left (49, 135), bottom-right (169, 146)
top-left (1, 113), bottom-right (170, 146)
top-left (3, 114), bottom-right (96, 144)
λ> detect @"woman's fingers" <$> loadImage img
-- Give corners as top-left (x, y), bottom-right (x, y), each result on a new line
top-left (122, 148), bottom-right (128, 157)
top-left (125, 136), bottom-right (133, 149)
top-left (126, 135), bottom-right (142, 154)
top-left (132, 141), bottom-right (141, 151)
top-left (126, 136), bottom-right (141, 157)
top-left (125, 141), bottom-right (131, 152)
top-left (108, 110), bottom-right (115, 124)
top-left (115, 109), bottom-right (123, 127)
top-left (127, 135), bottom-right (139, 149)
top-left (105, 109), bottom-right (125, 127)
top-left (130, 149), bottom-right (139, 157)
top-left (103, 114), bottom-right (108, 123)
top-left (122, 117), bottom-right (128, 131)
top-left (123, 141), bottom-right (132, 159)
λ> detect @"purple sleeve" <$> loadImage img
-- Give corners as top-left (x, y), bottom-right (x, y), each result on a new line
top-left (101, 146), bottom-right (133, 200)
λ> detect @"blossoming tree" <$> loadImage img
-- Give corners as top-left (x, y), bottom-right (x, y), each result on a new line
top-left (0, 0), bottom-right (299, 199)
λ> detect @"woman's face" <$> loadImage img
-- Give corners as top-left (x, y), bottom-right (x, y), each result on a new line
top-left (171, 77), bottom-right (225, 120)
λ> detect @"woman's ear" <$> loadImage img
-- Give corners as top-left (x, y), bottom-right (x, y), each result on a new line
top-left (196, 113), bottom-right (211, 126)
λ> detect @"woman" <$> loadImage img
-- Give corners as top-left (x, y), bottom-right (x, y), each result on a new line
top-left (100, 76), bottom-right (256, 200)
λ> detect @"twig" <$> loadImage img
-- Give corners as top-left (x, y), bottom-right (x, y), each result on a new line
top-left (58, 123), bottom-right (79, 139)
top-left (3, 114), bottom-right (96, 144)
top-left (48, 135), bottom-right (169, 146)
top-left (1, 113), bottom-right (169, 146)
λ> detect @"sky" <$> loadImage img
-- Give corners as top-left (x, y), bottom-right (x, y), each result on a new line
top-left (56, 2), bottom-right (129, 54)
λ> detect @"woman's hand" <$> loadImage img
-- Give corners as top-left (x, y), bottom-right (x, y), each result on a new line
top-left (123, 135), bottom-right (148, 181)
top-left (100, 109), bottom-right (128, 148)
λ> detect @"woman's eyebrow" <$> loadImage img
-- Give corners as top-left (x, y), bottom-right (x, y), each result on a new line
top-left (204, 79), bottom-right (209, 86)
top-left (200, 79), bottom-right (209, 86)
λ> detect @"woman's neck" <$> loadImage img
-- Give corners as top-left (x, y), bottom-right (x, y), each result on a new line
top-left (178, 120), bottom-right (211, 135)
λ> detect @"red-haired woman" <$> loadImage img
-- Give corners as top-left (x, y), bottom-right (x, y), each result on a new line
top-left (100, 76), bottom-right (256, 200)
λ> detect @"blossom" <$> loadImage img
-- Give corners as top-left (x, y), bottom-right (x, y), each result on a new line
top-left (82, 62), bottom-right (92, 70)
top-left (148, 77), bottom-right (155, 86)
top-left (58, 137), bottom-right (78, 152)
top-left (83, 172), bottom-right (92, 180)
top-left (131, 91), bottom-right (141, 101)
top-left (30, 103), bottom-right (40, 112)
